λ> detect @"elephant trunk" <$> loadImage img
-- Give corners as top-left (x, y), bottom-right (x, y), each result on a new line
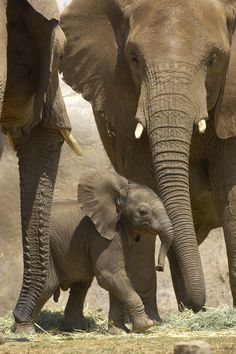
top-left (155, 211), bottom-right (175, 272)
top-left (13, 127), bottom-right (63, 323)
top-left (146, 64), bottom-right (206, 311)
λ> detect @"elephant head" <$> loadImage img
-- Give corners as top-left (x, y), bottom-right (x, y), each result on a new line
top-left (78, 169), bottom-right (174, 271)
top-left (60, 0), bottom-right (236, 311)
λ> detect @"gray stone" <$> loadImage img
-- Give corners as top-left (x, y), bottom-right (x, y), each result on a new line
top-left (174, 340), bottom-right (211, 354)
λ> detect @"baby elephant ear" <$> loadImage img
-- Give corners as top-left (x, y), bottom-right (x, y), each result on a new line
top-left (78, 169), bottom-right (128, 240)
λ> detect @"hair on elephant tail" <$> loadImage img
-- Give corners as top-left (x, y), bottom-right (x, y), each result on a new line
top-left (53, 286), bottom-right (61, 303)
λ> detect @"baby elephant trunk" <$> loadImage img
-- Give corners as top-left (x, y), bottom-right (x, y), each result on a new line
top-left (155, 215), bottom-right (175, 272)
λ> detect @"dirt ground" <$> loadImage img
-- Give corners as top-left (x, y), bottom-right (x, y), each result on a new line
top-left (1, 308), bottom-right (236, 354)
top-left (1, 333), bottom-right (236, 354)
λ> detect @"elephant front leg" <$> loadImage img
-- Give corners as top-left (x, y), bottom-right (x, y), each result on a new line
top-left (96, 270), bottom-right (154, 333)
top-left (213, 184), bottom-right (236, 306)
top-left (63, 279), bottom-right (93, 331)
top-left (108, 293), bottom-right (129, 335)
top-left (13, 126), bottom-right (63, 332)
top-left (211, 138), bottom-right (236, 307)
top-left (127, 236), bottom-right (161, 322)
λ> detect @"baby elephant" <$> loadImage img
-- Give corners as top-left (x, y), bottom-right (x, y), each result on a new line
top-left (31, 169), bottom-right (174, 334)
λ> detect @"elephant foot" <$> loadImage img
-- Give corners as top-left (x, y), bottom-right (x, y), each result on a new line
top-left (108, 322), bottom-right (130, 335)
top-left (0, 333), bottom-right (5, 345)
top-left (63, 315), bottom-right (89, 332)
top-left (15, 322), bottom-right (36, 335)
top-left (144, 307), bottom-right (162, 323)
top-left (132, 315), bottom-right (155, 333)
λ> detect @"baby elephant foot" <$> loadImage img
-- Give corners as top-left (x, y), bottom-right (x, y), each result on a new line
top-left (15, 322), bottom-right (36, 335)
top-left (108, 322), bottom-right (130, 335)
top-left (132, 314), bottom-right (155, 333)
top-left (63, 315), bottom-right (89, 332)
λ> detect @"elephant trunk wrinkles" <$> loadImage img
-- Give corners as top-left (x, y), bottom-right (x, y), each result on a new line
top-left (13, 127), bottom-right (63, 322)
top-left (156, 213), bottom-right (174, 271)
top-left (146, 65), bottom-right (206, 311)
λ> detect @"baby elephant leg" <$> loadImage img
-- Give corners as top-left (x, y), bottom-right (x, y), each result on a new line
top-left (63, 279), bottom-right (93, 331)
top-left (108, 293), bottom-right (128, 335)
top-left (97, 271), bottom-right (154, 334)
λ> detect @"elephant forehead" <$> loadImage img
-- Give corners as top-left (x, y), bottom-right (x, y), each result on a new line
top-left (127, 184), bottom-right (157, 202)
top-left (128, 0), bottom-right (228, 50)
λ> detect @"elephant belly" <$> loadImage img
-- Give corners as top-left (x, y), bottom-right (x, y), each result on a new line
top-left (60, 262), bottom-right (93, 291)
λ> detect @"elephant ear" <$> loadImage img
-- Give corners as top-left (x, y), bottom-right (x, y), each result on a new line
top-left (3, 0), bottom-right (67, 132)
top-left (78, 169), bottom-right (128, 240)
top-left (60, 0), bottom-right (139, 138)
top-left (24, 0), bottom-right (65, 129)
top-left (215, 0), bottom-right (236, 138)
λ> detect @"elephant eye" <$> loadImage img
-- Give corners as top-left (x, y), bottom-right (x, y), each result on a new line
top-left (130, 53), bottom-right (139, 65)
top-left (208, 53), bottom-right (218, 67)
top-left (138, 206), bottom-right (148, 217)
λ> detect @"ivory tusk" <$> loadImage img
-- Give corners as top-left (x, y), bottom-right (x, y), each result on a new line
top-left (135, 123), bottom-right (144, 139)
top-left (7, 133), bottom-right (16, 151)
top-left (156, 242), bottom-right (166, 272)
top-left (198, 119), bottom-right (207, 134)
top-left (60, 129), bottom-right (83, 156)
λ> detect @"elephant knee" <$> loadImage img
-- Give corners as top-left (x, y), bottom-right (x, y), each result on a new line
top-left (96, 270), bottom-right (113, 291)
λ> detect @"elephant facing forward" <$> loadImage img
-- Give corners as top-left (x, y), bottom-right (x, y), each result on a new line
top-left (32, 169), bottom-right (174, 334)
top-left (61, 0), bottom-right (236, 312)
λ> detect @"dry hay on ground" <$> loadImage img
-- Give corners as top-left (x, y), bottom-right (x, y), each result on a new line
top-left (0, 307), bottom-right (236, 353)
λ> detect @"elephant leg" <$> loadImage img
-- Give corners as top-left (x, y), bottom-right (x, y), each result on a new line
top-left (127, 236), bottom-right (160, 322)
top-left (0, 0), bottom-right (7, 119)
top-left (211, 138), bottom-right (236, 306)
top-left (96, 269), bottom-right (154, 333)
top-left (108, 293), bottom-right (129, 335)
top-left (213, 188), bottom-right (236, 306)
top-left (63, 279), bottom-right (93, 331)
top-left (13, 126), bottom-right (63, 330)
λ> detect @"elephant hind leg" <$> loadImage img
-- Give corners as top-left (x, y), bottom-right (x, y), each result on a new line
top-left (63, 279), bottom-right (93, 332)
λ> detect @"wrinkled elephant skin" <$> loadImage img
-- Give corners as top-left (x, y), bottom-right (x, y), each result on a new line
top-left (61, 0), bottom-right (236, 311)
top-left (32, 169), bottom-right (173, 334)
top-left (0, 0), bottom-right (71, 332)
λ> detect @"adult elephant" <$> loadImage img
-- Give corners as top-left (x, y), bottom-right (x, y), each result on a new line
top-left (61, 0), bottom-right (236, 314)
top-left (0, 0), bottom-right (80, 333)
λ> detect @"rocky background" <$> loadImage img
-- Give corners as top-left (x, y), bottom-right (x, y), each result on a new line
top-left (0, 0), bottom-right (231, 319)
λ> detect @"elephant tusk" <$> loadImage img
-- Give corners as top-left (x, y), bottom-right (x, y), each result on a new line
top-left (156, 241), bottom-right (166, 272)
top-left (135, 123), bottom-right (144, 139)
top-left (198, 119), bottom-right (207, 134)
top-left (7, 133), bottom-right (16, 151)
top-left (60, 129), bottom-right (83, 156)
